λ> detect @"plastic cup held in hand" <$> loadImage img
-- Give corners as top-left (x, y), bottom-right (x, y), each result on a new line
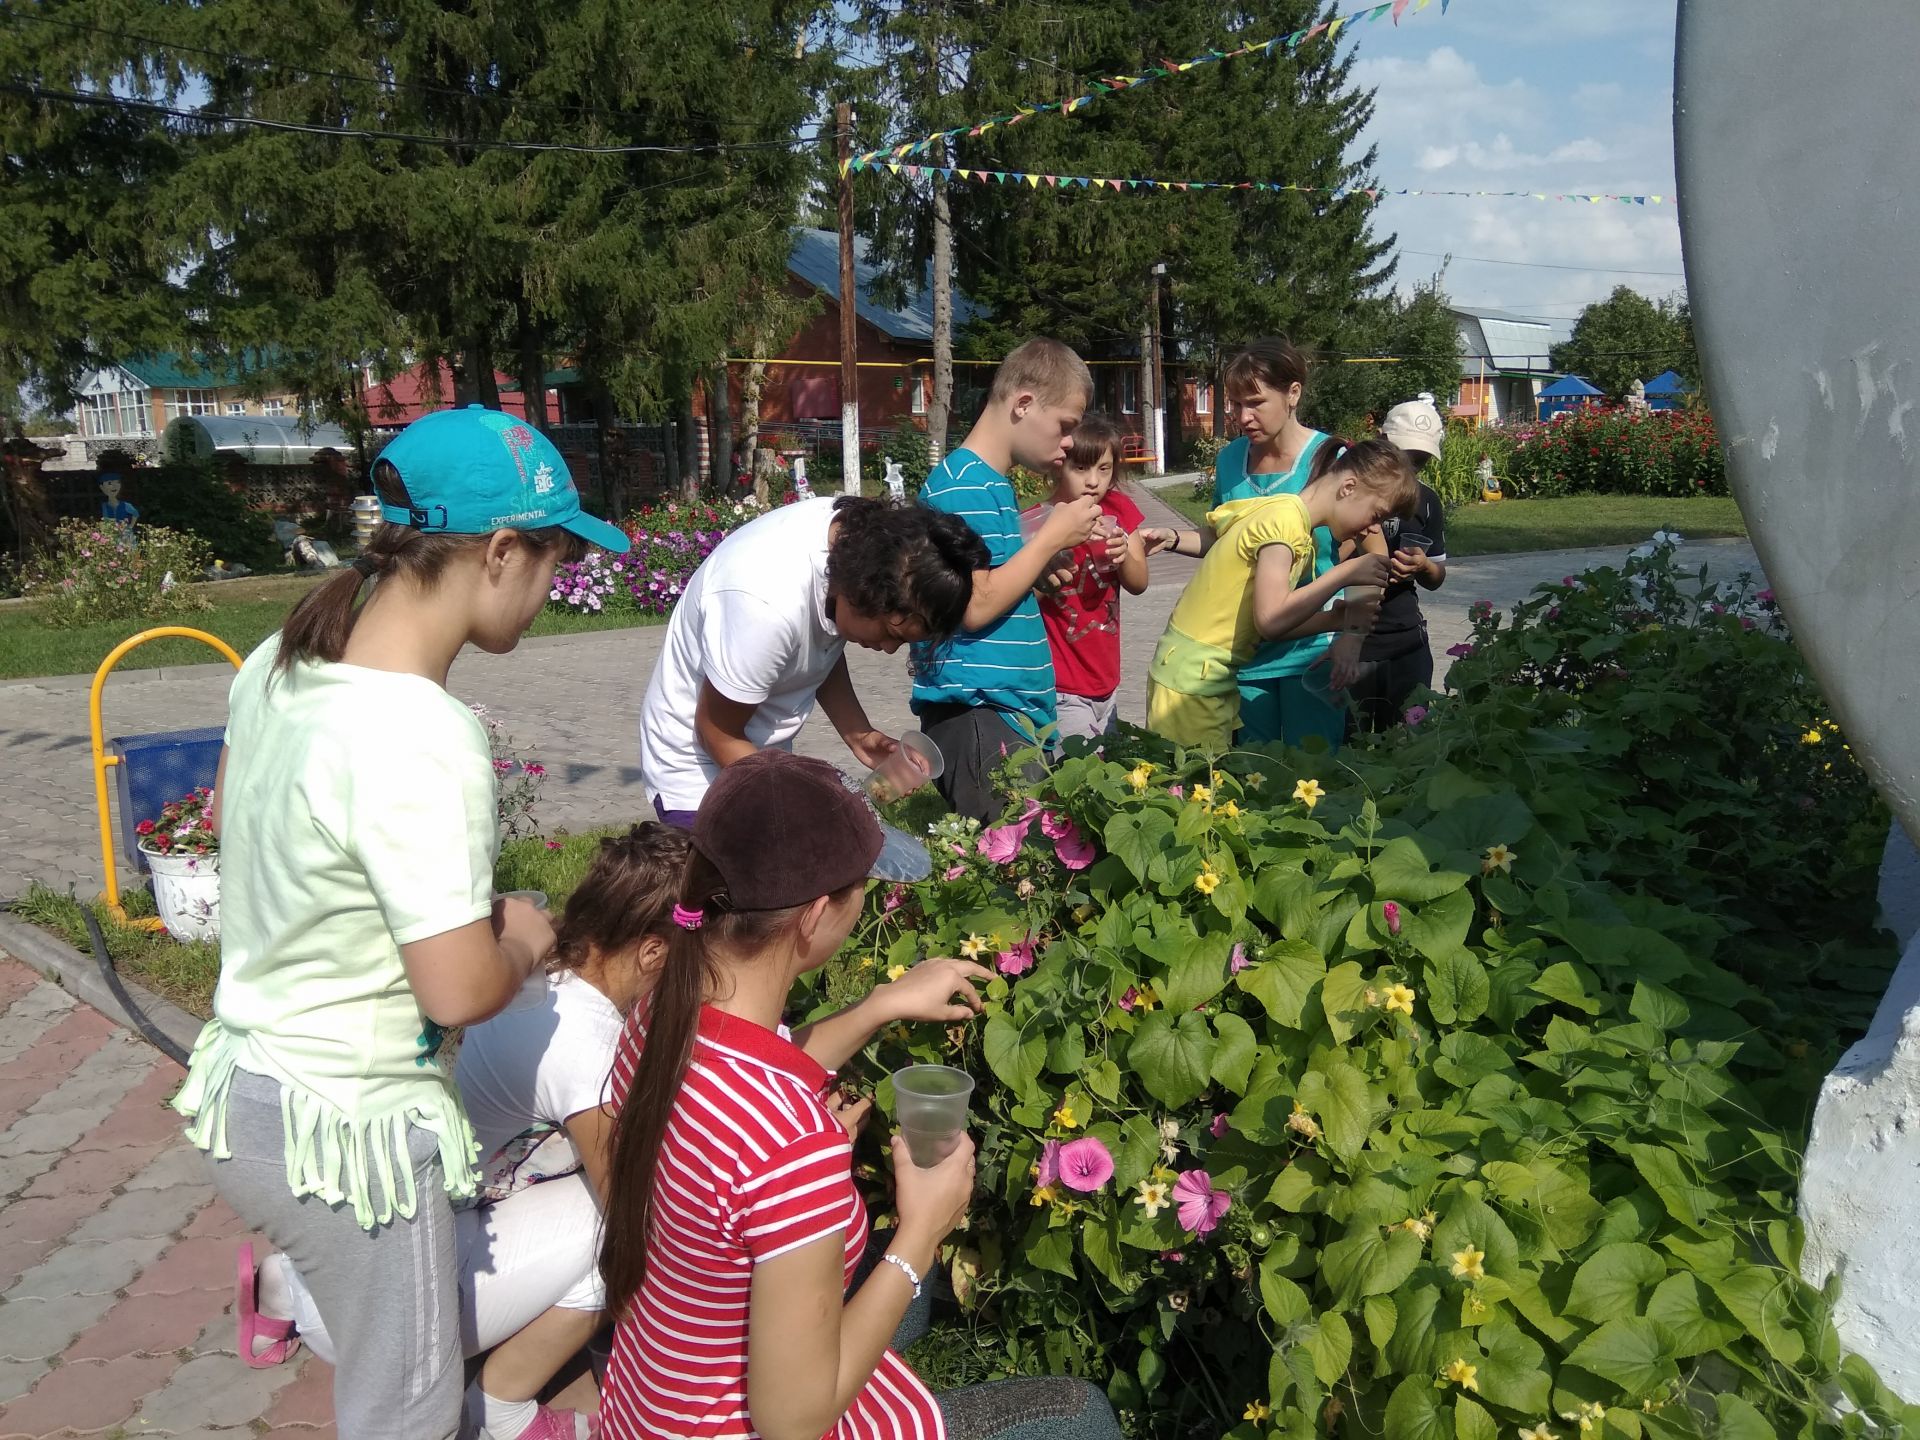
top-left (1018, 504), bottom-right (1053, 542)
top-left (1342, 584), bottom-right (1384, 634)
top-left (863, 732), bottom-right (944, 806)
top-left (892, 1064), bottom-right (975, 1167)
top-left (499, 889), bottom-right (549, 911)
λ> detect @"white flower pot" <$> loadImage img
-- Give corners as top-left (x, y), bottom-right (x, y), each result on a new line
top-left (141, 847), bottom-right (221, 944)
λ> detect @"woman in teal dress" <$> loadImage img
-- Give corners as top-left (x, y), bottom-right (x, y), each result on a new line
top-left (1144, 337), bottom-right (1347, 748)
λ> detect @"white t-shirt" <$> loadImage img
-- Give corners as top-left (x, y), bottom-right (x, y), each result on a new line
top-left (639, 497), bottom-right (845, 810)
top-left (455, 968), bottom-right (625, 1159)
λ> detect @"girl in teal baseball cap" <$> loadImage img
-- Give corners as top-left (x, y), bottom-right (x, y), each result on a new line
top-left (174, 408), bottom-right (628, 1439)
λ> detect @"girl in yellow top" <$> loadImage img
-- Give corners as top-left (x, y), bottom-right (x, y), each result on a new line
top-left (1147, 439), bottom-right (1415, 749)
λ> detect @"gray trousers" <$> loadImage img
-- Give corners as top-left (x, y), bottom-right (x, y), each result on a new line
top-left (206, 1068), bottom-right (464, 1440)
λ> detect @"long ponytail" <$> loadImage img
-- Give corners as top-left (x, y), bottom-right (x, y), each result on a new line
top-left (1307, 436), bottom-right (1418, 515)
top-left (599, 850), bottom-right (808, 1318)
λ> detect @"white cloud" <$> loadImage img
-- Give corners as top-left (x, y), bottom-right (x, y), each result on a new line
top-left (1347, 24), bottom-right (1681, 317)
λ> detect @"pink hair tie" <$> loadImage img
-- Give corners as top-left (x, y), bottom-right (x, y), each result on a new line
top-left (671, 904), bottom-right (705, 931)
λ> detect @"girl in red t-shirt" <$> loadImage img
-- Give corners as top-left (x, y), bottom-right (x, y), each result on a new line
top-left (1032, 415), bottom-right (1151, 739)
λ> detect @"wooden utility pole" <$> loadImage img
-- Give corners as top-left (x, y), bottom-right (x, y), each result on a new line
top-left (1148, 263), bottom-right (1168, 476)
top-left (836, 102), bottom-right (862, 496)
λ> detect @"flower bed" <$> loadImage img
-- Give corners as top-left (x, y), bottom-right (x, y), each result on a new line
top-left (19, 519), bottom-right (214, 627)
top-left (1501, 410), bottom-right (1726, 500)
top-left (546, 500), bottom-right (765, 617)
top-left (807, 540), bottom-right (1899, 1438)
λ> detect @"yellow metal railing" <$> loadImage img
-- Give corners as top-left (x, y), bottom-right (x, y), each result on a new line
top-left (90, 628), bottom-right (243, 927)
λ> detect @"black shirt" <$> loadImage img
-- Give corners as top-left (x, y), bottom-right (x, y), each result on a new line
top-left (1363, 482), bottom-right (1447, 657)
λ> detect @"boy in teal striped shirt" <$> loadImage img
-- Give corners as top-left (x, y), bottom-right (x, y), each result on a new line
top-left (913, 338), bottom-right (1101, 820)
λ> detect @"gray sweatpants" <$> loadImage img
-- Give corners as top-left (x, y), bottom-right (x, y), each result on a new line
top-left (205, 1068), bottom-right (463, 1440)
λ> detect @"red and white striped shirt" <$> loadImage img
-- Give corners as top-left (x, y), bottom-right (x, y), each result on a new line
top-left (599, 1005), bottom-right (945, 1440)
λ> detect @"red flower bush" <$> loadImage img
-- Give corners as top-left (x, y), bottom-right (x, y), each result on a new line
top-left (1505, 407), bottom-right (1726, 499)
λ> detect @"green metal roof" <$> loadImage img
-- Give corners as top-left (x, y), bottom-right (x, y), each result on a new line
top-left (119, 348), bottom-right (281, 390)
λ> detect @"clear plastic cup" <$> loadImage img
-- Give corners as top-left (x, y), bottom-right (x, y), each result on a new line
top-left (1018, 504), bottom-right (1053, 542)
top-left (1342, 584), bottom-right (1384, 634)
top-left (499, 889), bottom-right (549, 911)
top-left (864, 732), bottom-right (945, 807)
top-left (892, 1064), bottom-right (975, 1167)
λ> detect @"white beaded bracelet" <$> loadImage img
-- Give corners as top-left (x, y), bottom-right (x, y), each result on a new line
top-left (880, 1251), bottom-right (923, 1298)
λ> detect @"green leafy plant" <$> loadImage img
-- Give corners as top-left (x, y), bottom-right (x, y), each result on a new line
top-left (1187, 433), bottom-right (1231, 475)
top-left (21, 519), bottom-right (213, 627)
top-left (802, 543), bottom-right (1902, 1440)
top-left (1503, 412), bottom-right (1725, 501)
top-left (136, 461), bottom-right (283, 572)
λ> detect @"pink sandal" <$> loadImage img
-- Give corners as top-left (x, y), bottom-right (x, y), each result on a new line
top-left (235, 1243), bottom-right (299, 1369)
top-left (495, 1406), bottom-right (594, 1440)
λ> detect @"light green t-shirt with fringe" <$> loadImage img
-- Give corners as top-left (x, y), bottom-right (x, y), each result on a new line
top-left (173, 637), bottom-right (495, 1228)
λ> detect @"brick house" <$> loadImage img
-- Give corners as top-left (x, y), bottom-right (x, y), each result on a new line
top-left (71, 353), bottom-right (304, 458)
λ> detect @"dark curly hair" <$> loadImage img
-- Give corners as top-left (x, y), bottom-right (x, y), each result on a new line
top-left (826, 496), bottom-right (989, 642)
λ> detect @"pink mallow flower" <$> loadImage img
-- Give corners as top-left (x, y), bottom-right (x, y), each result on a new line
top-left (1040, 811), bottom-right (1074, 840)
top-left (1173, 1169), bottom-right (1232, 1235)
top-left (1404, 705), bottom-right (1429, 728)
top-left (978, 801), bottom-right (1043, 863)
top-left (1383, 901), bottom-right (1402, 937)
top-left (997, 939), bottom-right (1037, 976)
top-left (943, 865), bottom-right (967, 882)
top-left (1053, 819), bottom-right (1096, 871)
top-left (1229, 943), bottom-right (1250, 974)
top-left (1057, 1137), bottom-right (1115, 1193)
top-left (1209, 1112), bottom-right (1230, 1139)
top-left (1118, 986), bottom-right (1142, 1013)
top-left (1035, 1140), bottom-right (1062, 1190)
top-left (1168, 785), bottom-right (1185, 799)
top-left (883, 886), bottom-right (906, 913)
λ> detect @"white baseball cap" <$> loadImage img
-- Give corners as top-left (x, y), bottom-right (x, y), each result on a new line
top-left (1381, 394), bottom-right (1445, 458)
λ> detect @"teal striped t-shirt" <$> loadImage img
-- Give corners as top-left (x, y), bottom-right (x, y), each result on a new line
top-left (910, 448), bottom-right (1057, 735)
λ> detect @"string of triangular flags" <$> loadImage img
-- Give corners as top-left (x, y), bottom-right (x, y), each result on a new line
top-left (855, 161), bottom-right (1670, 206)
top-left (847, 0), bottom-right (1454, 173)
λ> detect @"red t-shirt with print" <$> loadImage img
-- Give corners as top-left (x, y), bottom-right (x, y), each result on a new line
top-left (1038, 488), bottom-right (1144, 700)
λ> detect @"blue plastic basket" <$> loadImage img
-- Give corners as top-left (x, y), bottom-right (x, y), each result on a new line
top-left (110, 726), bottom-right (225, 873)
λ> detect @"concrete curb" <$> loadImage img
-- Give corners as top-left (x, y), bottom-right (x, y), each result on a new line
top-left (0, 911), bottom-right (205, 1063)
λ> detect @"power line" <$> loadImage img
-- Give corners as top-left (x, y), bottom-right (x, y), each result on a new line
top-left (2, 81), bottom-right (824, 156)
top-left (0, 10), bottom-right (825, 141)
top-left (1399, 247), bottom-right (1684, 279)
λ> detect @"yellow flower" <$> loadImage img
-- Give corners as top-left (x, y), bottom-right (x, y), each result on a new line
top-left (1450, 1245), bottom-right (1486, 1280)
top-left (1194, 865), bottom-right (1222, 896)
top-left (1364, 987), bottom-right (1381, 1007)
top-left (1443, 1359), bottom-right (1479, 1392)
top-left (886, 963), bottom-right (908, 981)
top-left (1218, 800), bottom-right (1241, 820)
top-left (1246, 772), bottom-right (1266, 789)
top-left (1293, 777), bottom-right (1325, 811)
top-left (1245, 1401), bottom-right (1273, 1423)
top-left (959, 934), bottom-right (988, 958)
top-left (1286, 1101), bottom-right (1322, 1141)
top-left (1210, 769), bottom-right (1224, 788)
top-left (1135, 1180), bottom-right (1172, 1218)
top-left (1382, 982), bottom-right (1416, 1016)
top-left (1030, 1185), bottom-right (1059, 1208)
top-left (1560, 1404), bottom-right (1607, 1433)
top-left (1520, 1426), bottom-right (1557, 1440)
top-left (1801, 728), bottom-right (1823, 745)
top-left (1190, 783), bottom-right (1214, 804)
top-left (1052, 1103), bottom-right (1079, 1130)
top-left (1482, 843), bottom-right (1516, 875)
top-left (1128, 762), bottom-right (1154, 791)
top-left (1133, 983), bottom-right (1161, 1012)
top-left (859, 955), bottom-right (876, 969)
top-left (1396, 1215), bottom-right (1432, 1242)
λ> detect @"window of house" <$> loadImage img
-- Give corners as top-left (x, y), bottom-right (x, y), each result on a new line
top-left (263, 398), bottom-right (286, 416)
top-left (83, 390), bottom-right (151, 437)
top-left (226, 401), bottom-right (247, 416)
top-left (1194, 381), bottom-right (1212, 417)
top-left (165, 389), bottom-right (219, 419)
top-left (1120, 370), bottom-right (1139, 415)
top-left (911, 374), bottom-right (928, 415)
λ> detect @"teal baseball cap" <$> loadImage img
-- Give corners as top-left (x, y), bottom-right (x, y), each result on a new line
top-left (374, 406), bottom-right (630, 553)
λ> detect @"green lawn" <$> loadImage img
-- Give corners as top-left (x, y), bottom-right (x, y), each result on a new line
top-left (0, 573), bottom-right (667, 681)
top-left (1153, 488), bottom-right (1747, 558)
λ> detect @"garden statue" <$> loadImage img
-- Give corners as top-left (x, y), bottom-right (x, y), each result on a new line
top-left (1475, 452), bottom-right (1501, 503)
top-left (272, 517), bottom-right (340, 571)
top-left (1625, 378), bottom-right (1651, 415)
top-left (99, 474), bottom-right (139, 536)
top-left (1679, 0), bottom-right (1920, 1399)
top-left (791, 452), bottom-right (813, 499)
top-left (883, 456), bottom-right (906, 500)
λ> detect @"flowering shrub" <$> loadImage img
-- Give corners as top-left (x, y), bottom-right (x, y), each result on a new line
top-left (469, 705), bottom-right (548, 841)
top-left (135, 787), bottom-right (217, 857)
top-left (806, 543), bottom-right (1899, 1438)
top-left (1502, 410), bottom-right (1725, 500)
top-left (21, 519), bottom-right (213, 627)
top-left (547, 499), bottom-right (762, 617)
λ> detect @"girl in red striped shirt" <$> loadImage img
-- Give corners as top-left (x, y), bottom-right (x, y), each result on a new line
top-left (596, 752), bottom-right (1123, 1440)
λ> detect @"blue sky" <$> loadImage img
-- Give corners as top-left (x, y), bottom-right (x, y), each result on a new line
top-left (1346, 0), bottom-right (1684, 318)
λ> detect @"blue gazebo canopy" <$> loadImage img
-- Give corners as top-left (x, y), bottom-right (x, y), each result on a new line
top-left (1539, 374), bottom-right (1604, 398)
top-left (1644, 369), bottom-right (1691, 396)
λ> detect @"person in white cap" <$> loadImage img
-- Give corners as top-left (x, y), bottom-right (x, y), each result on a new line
top-left (1345, 394), bottom-right (1450, 730)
